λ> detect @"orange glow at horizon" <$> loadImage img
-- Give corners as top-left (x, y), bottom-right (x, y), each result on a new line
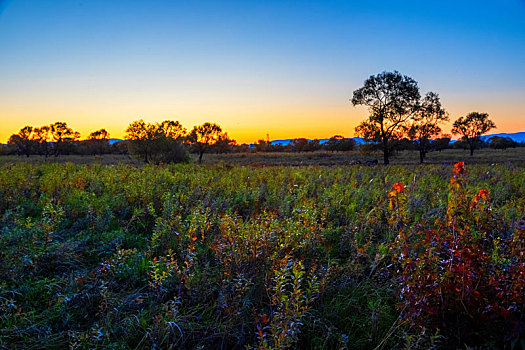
top-left (1, 90), bottom-right (524, 144)
top-left (2, 100), bottom-right (525, 145)
top-left (0, 110), bottom-right (361, 145)
top-left (1, 0), bottom-right (524, 147)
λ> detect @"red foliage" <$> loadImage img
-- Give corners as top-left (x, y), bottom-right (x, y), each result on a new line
top-left (452, 161), bottom-right (465, 175)
top-left (393, 182), bottom-right (405, 193)
top-left (392, 162), bottom-right (524, 347)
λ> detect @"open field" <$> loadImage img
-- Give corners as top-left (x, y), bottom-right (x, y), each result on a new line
top-left (202, 148), bottom-right (525, 166)
top-left (0, 161), bottom-right (523, 349)
top-left (0, 154), bottom-right (138, 166)
top-left (2, 1), bottom-right (524, 348)
top-left (2, 148), bottom-right (525, 167)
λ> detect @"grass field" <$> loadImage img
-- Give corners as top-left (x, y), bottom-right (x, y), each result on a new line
top-left (2, 147), bottom-right (525, 167)
top-left (203, 148), bottom-right (525, 166)
top-left (0, 159), bottom-right (524, 348)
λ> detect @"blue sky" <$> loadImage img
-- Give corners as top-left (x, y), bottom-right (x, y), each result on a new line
top-left (1, 0), bottom-right (524, 142)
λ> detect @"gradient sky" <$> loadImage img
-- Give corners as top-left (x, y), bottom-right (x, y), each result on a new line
top-left (1, 0), bottom-right (524, 143)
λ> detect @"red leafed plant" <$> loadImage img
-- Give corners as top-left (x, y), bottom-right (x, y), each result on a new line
top-left (391, 162), bottom-right (525, 348)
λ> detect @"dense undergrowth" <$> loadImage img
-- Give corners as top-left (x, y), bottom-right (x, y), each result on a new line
top-left (0, 162), bottom-right (524, 349)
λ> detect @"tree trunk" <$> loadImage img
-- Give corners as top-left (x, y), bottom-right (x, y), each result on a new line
top-left (383, 139), bottom-right (389, 165)
top-left (470, 144), bottom-right (474, 156)
top-left (198, 151), bottom-right (204, 164)
top-left (420, 149), bottom-right (425, 164)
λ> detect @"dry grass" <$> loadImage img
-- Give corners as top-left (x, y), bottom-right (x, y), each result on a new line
top-left (202, 148), bottom-right (525, 166)
top-left (1, 148), bottom-right (525, 167)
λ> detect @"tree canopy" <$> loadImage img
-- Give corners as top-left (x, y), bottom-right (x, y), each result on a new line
top-left (408, 92), bottom-right (448, 163)
top-left (187, 122), bottom-right (224, 163)
top-left (488, 136), bottom-right (516, 150)
top-left (353, 71), bottom-right (420, 164)
top-left (7, 123), bottom-right (80, 157)
top-left (49, 122), bottom-right (80, 156)
top-left (125, 120), bottom-right (188, 164)
top-left (87, 129), bottom-right (110, 155)
top-left (7, 126), bottom-right (36, 157)
top-left (452, 112), bottom-right (496, 156)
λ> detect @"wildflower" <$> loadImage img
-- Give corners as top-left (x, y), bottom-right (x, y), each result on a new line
top-left (472, 188), bottom-right (490, 208)
top-left (393, 182), bottom-right (405, 193)
top-left (388, 182), bottom-right (405, 199)
top-left (477, 188), bottom-right (489, 200)
top-left (453, 161), bottom-right (465, 175)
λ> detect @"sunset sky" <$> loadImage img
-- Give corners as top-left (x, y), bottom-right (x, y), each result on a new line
top-left (1, 0), bottom-right (524, 144)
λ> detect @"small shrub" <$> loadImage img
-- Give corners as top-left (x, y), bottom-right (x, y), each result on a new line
top-left (392, 162), bottom-right (525, 348)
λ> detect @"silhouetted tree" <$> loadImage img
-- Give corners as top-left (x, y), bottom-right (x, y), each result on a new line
top-left (430, 135), bottom-right (451, 152)
top-left (337, 138), bottom-right (356, 152)
top-left (49, 122), bottom-right (80, 156)
top-left (324, 135), bottom-right (356, 152)
top-left (324, 135), bottom-right (344, 152)
top-left (187, 122), bottom-right (223, 163)
top-left (451, 139), bottom-right (470, 151)
top-left (157, 120), bottom-right (186, 139)
top-left (352, 71), bottom-right (420, 164)
top-left (87, 129), bottom-right (110, 155)
top-left (394, 137), bottom-right (416, 151)
top-left (488, 136), bottom-right (516, 150)
top-left (234, 143), bottom-right (253, 153)
top-left (33, 126), bottom-right (52, 157)
top-left (254, 139), bottom-right (271, 152)
top-left (125, 120), bottom-right (155, 162)
top-left (111, 140), bottom-right (129, 155)
top-left (211, 132), bottom-right (236, 153)
top-left (408, 92), bottom-right (448, 163)
top-left (452, 112), bottom-right (496, 156)
top-left (125, 120), bottom-right (187, 163)
top-left (288, 138), bottom-right (321, 152)
top-left (307, 139), bottom-right (321, 152)
top-left (290, 138), bottom-right (309, 152)
top-left (7, 126), bottom-right (37, 157)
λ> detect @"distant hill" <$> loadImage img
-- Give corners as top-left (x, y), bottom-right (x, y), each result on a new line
top-left (266, 132), bottom-right (525, 146)
top-left (450, 132), bottom-right (525, 144)
top-left (109, 138), bottom-right (123, 145)
top-left (480, 132), bottom-right (525, 143)
top-left (4, 132), bottom-right (525, 148)
top-left (270, 137), bottom-right (366, 146)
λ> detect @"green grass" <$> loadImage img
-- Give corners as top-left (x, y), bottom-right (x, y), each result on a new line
top-left (0, 162), bottom-right (523, 348)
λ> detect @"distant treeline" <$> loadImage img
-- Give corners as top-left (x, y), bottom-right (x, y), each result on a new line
top-left (2, 120), bottom-right (523, 163)
top-left (1, 121), bottom-right (237, 163)
top-left (4, 71), bottom-right (519, 164)
top-left (0, 121), bottom-right (359, 160)
top-left (252, 135), bottom-right (524, 153)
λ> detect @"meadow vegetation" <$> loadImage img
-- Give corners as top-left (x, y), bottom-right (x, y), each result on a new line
top-left (3, 147), bottom-right (525, 167)
top-left (0, 160), bottom-right (524, 349)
